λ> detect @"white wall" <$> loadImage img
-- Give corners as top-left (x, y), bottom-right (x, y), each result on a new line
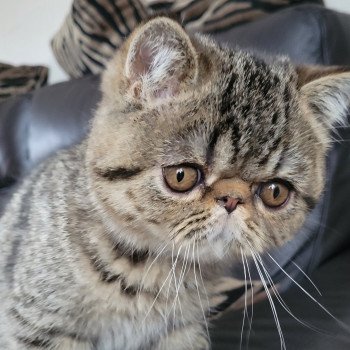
top-left (325, 0), bottom-right (350, 13)
top-left (0, 0), bottom-right (350, 86)
top-left (0, 0), bottom-right (72, 84)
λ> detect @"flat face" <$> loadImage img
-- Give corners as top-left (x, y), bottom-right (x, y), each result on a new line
top-left (89, 23), bottom-right (324, 262)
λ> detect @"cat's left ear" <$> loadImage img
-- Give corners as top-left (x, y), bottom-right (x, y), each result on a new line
top-left (297, 65), bottom-right (350, 129)
top-left (123, 16), bottom-right (198, 102)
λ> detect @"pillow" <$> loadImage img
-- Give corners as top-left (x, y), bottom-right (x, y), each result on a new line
top-left (146, 0), bottom-right (325, 32)
top-left (51, 0), bottom-right (324, 78)
top-left (51, 0), bottom-right (148, 78)
top-left (0, 63), bottom-right (48, 102)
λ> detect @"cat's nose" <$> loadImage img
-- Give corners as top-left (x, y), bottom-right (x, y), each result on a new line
top-left (216, 196), bottom-right (241, 214)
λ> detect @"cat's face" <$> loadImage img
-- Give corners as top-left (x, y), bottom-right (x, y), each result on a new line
top-left (87, 17), bottom-right (350, 261)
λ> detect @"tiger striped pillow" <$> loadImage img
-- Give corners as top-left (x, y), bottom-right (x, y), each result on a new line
top-left (51, 0), bottom-right (148, 78)
top-left (51, 0), bottom-right (324, 78)
top-left (0, 63), bottom-right (48, 102)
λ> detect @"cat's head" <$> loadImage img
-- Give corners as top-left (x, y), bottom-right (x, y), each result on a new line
top-left (87, 17), bottom-right (350, 261)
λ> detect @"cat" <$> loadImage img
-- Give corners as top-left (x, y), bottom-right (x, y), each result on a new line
top-left (1, 16), bottom-right (350, 350)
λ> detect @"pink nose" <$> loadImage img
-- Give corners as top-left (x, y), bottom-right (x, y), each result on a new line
top-left (216, 196), bottom-right (240, 214)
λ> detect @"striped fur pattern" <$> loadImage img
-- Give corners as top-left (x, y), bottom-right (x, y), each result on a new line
top-left (1, 16), bottom-right (350, 349)
top-left (51, 0), bottom-right (324, 78)
top-left (0, 63), bottom-right (48, 102)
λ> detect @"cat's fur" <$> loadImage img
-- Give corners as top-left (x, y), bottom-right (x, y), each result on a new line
top-left (1, 17), bottom-right (350, 350)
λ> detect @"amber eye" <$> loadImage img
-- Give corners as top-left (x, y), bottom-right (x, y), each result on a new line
top-left (163, 166), bottom-right (200, 192)
top-left (258, 181), bottom-right (290, 208)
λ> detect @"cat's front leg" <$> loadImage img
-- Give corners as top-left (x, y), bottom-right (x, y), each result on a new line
top-left (155, 324), bottom-right (210, 350)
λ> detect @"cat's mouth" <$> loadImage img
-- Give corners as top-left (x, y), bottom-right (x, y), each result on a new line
top-left (186, 214), bottom-right (240, 260)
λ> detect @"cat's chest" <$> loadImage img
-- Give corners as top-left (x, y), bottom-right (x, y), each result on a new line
top-left (88, 287), bottom-right (204, 350)
top-left (94, 316), bottom-right (163, 350)
top-left (79, 260), bottom-right (209, 349)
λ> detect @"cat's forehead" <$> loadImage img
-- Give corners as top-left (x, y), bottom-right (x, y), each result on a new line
top-left (216, 52), bottom-right (296, 102)
top-left (213, 54), bottom-right (296, 170)
top-left (157, 54), bottom-right (300, 178)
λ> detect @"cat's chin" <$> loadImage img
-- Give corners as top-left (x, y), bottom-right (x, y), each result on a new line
top-left (177, 229), bottom-right (237, 264)
top-left (192, 214), bottom-right (244, 261)
top-left (161, 215), bottom-right (243, 263)
top-left (196, 240), bottom-right (234, 262)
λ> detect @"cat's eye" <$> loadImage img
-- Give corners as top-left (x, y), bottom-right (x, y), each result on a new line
top-left (258, 180), bottom-right (290, 208)
top-left (163, 165), bottom-right (201, 192)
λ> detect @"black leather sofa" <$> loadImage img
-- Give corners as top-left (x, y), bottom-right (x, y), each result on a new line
top-left (1, 4), bottom-right (350, 349)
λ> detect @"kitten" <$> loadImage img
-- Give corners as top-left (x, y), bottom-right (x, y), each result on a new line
top-left (1, 16), bottom-right (350, 350)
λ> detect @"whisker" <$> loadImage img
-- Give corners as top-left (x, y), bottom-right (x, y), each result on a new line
top-left (193, 240), bottom-right (210, 344)
top-left (171, 246), bottom-right (181, 331)
top-left (169, 244), bottom-right (191, 319)
top-left (196, 239), bottom-right (211, 315)
top-left (138, 241), bottom-right (169, 301)
top-left (176, 278), bottom-right (194, 350)
top-left (254, 251), bottom-right (330, 335)
top-left (267, 253), bottom-right (350, 334)
top-left (243, 252), bottom-right (254, 348)
top-left (250, 249), bottom-right (286, 350)
top-left (165, 243), bottom-right (176, 320)
top-left (240, 247), bottom-right (248, 350)
top-left (175, 245), bottom-right (194, 349)
top-left (291, 261), bottom-right (322, 296)
top-left (143, 245), bottom-right (183, 323)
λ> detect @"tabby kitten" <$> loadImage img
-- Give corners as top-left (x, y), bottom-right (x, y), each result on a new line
top-left (1, 16), bottom-right (350, 350)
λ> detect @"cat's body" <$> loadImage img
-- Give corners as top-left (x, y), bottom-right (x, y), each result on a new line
top-left (1, 16), bottom-right (350, 350)
top-left (0, 144), bottom-right (212, 349)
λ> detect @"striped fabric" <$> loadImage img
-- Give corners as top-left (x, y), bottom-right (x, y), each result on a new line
top-left (0, 63), bottom-right (48, 102)
top-left (51, 0), bottom-right (148, 78)
top-left (150, 0), bottom-right (324, 33)
top-left (51, 0), bottom-right (323, 78)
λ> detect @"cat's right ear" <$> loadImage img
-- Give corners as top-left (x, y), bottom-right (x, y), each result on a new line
top-left (120, 17), bottom-right (198, 103)
top-left (297, 65), bottom-right (350, 130)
